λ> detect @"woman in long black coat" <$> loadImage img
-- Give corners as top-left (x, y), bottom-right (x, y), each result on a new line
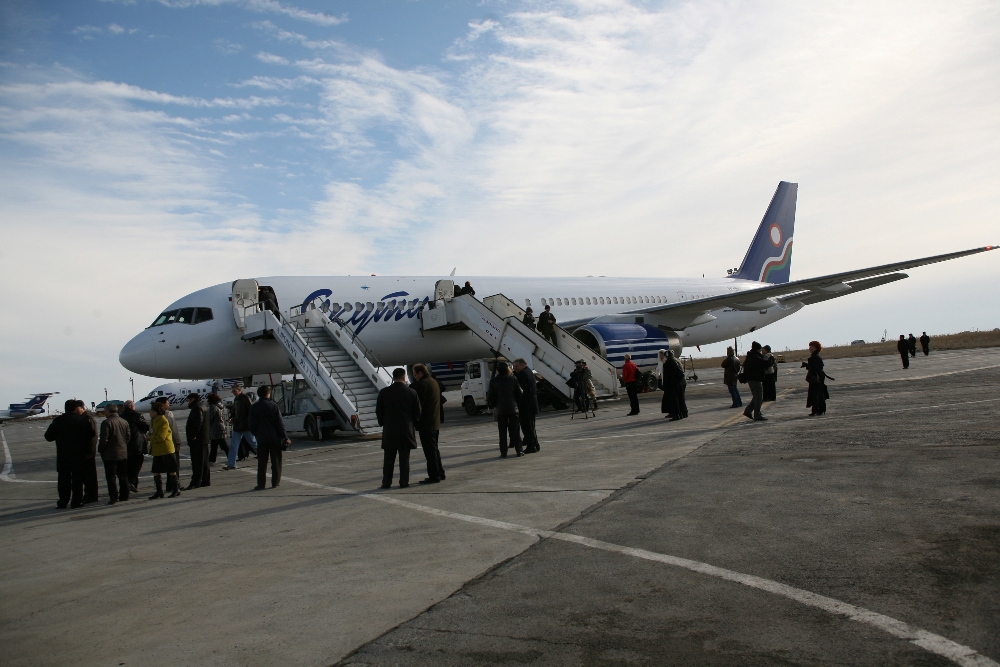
top-left (803, 341), bottom-right (828, 416)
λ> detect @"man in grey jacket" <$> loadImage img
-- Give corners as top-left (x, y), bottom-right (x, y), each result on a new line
top-left (98, 403), bottom-right (132, 504)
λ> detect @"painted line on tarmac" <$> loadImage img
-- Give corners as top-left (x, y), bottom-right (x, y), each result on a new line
top-left (237, 467), bottom-right (997, 667)
top-left (0, 428), bottom-right (56, 484)
top-left (840, 397), bottom-right (1000, 420)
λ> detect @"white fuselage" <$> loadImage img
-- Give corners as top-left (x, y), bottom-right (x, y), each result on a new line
top-left (120, 275), bottom-right (800, 380)
top-left (135, 379), bottom-right (238, 412)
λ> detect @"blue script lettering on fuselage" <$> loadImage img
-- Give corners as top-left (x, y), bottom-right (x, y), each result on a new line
top-left (299, 289), bottom-right (429, 335)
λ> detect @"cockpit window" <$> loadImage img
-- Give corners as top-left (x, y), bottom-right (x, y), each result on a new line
top-left (149, 307), bottom-right (214, 327)
top-left (150, 310), bottom-right (179, 327)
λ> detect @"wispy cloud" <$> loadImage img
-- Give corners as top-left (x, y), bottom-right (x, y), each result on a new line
top-left (1, 80), bottom-right (288, 109)
top-left (156, 0), bottom-right (347, 26)
top-left (256, 51), bottom-right (289, 65)
top-left (253, 20), bottom-right (348, 51)
top-left (72, 23), bottom-right (137, 38)
top-left (214, 38), bottom-right (243, 54)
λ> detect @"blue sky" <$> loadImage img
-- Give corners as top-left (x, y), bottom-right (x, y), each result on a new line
top-left (1, 0), bottom-right (998, 407)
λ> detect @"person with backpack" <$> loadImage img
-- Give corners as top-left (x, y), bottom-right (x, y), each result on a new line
top-left (721, 347), bottom-right (742, 408)
top-left (120, 400), bottom-right (149, 493)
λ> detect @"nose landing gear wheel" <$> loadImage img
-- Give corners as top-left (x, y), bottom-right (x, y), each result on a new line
top-left (305, 415), bottom-right (322, 441)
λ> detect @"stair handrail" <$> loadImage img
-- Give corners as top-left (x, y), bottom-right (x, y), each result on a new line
top-left (293, 294), bottom-right (388, 377)
top-left (252, 303), bottom-right (366, 410)
top-left (285, 320), bottom-right (367, 409)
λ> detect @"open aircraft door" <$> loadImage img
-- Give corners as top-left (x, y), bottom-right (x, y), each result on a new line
top-left (232, 279), bottom-right (259, 331)
top-left (433, 279), bottom-right (455, 302)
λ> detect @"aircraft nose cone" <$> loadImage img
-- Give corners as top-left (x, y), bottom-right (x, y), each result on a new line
top-left (119, 332), bottom-right (156, 375)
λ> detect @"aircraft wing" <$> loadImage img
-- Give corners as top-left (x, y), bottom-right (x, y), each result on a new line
top-left (623, 246), bottom-right (995, 330)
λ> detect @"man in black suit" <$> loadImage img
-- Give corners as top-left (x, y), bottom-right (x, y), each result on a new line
top-left (44, 399), bottom-right (97, 508)
top-left (512, 358), bottom-right (540, 453)
top-left (376, 367), bottom-right (421, 489)
top-left (248, 385), bottom-right (290, 490)
top-left (411, 364), bottom-right (444, 484)
top-left (897, 335), bottom-right (910, 369)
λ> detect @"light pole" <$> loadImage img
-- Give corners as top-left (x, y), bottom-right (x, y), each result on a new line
top-left (104, 388), bottom-right (108, 402)
top-left (129, 377), bottom-right (134, 402)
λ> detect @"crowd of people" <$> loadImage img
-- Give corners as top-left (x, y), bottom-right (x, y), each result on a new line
top-left (44, 325), bottom-right (935, 504)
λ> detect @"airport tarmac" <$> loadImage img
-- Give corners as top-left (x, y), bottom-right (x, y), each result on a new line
top-left (1, 348), bottom-right (998, 666)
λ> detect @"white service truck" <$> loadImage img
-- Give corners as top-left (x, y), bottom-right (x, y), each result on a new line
top-left (259, 376), bottom-right (347, 440)
top-left (460, 359), bottom-right (570, 416)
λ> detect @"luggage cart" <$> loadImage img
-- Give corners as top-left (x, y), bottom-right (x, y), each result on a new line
top-left (682, 356), bottom-right (699, 382)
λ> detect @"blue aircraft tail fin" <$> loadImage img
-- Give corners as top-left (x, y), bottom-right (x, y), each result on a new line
top-left (9, 393), bottom-right (54, 411)
top-left (733, 181), bottom-right (797, 284)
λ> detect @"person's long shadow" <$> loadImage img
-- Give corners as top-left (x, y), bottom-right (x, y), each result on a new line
top-left (143, 490), bottom-right (357, 535)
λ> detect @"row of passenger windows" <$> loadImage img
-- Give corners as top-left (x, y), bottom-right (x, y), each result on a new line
top-left (540, 296), bottom-right (668, 307)
top-left (309, 299), bottom-right (423, 314)
top-left (149, 307), bottom-right (214, 327)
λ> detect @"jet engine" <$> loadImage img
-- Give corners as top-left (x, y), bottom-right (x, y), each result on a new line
top-left (573, 323), bottom-right (683, 372)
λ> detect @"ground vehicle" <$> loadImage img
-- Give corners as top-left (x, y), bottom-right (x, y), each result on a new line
top-left (94, 400), bottom-right (126, 416)
top-left (265, 377), bottom-right (346, 440)
top-left (461, 359), bottom-right (568, 416)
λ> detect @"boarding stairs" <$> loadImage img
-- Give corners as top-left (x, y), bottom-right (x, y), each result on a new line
top-left (242, 303), bottom-right (390, 434)
top-left (421, 283), bottom-right (619, 401)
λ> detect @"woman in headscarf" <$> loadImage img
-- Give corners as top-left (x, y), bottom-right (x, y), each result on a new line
top-left (207, 393), bottom-right (230, 464)
top-left (658, 350), bottom-right (679, 420)
top-left (802, 341), bottom-right (828, 416)
top-left (761, 345), bottom-right (778, 402)
top-left (148, 402), bottom-right (181, 498)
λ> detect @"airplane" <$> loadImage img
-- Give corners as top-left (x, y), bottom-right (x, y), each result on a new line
top-left (135, 379), bottom-right (242, 413)
top-left (119, 181), bottom-right (995, 380)
top-left (0, 393), bottom-right (58, 423)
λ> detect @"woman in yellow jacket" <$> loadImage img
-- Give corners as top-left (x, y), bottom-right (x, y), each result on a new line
top-left (149, 402), bottom-right (181, 499)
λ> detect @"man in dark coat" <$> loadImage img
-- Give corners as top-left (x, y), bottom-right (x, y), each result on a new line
top-left (83, 406), bottom-right (100, 504)
top-left (248, 385), bottom-right (290, 490)
top-left (98, 403), bottom-right (132, 504)
top-left (376, 368), bottom-right (422, 488)
top-left (44, 399), bottom-right (96, 508)
top-left (455, 281), bottom-right (476, 296)
top-left (488, 362), bottom-right (524, 457)
top-left (120, 400), bottom-right (149, 492)
top-left (512, 358), bottom-right (540, 453)
top-left (185, 393), bottom-right (212, 489)
top-left (665, 350), bottom-right (688, 419)
top-left (226, 384), bottom-right (257, 468)
top-left (412, 364), bottom-right (444, 484)
top-left (907, 333), bottom-right (918, 358)
top-left (741, 342), bottom-right (768, 421)
top-left (897, 335), bottom-right (910, 369)
top-left (537, 305), bottom-right (558, 346)
top-left (920, 332), bottom-right (930, 356)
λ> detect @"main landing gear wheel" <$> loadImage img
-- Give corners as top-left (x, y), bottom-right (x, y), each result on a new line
top-left (305, 415), bottom-right (322, 441)
top-left (463, 396), bottom-right (479, 416)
